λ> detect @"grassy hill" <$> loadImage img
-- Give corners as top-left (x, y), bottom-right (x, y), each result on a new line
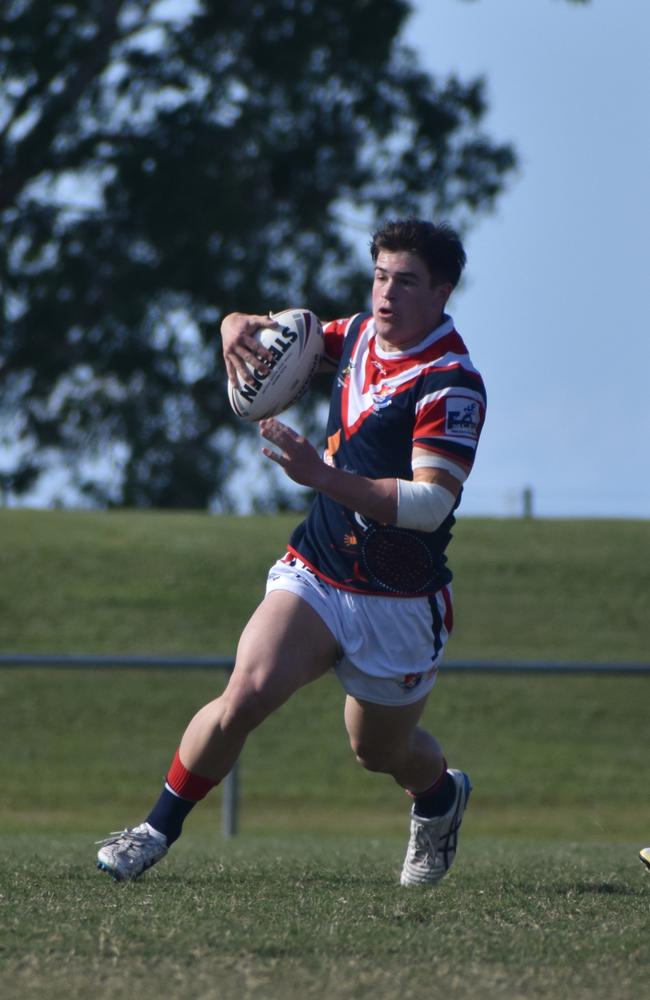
top-left (0, 508), bottom-right (648, 660)
top-left (1, 507), bottom-right (648, 837)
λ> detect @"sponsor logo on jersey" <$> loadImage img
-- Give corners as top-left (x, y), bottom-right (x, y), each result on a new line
top-left (445, 398), bottom-right (480, 437)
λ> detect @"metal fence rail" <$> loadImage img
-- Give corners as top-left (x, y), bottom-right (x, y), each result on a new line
top-left (0, 653), bottom-right (236, 670)
top-left (3, 652), bottom-right (648, 836)
top-left (1, 653), bottom-right (649, 673)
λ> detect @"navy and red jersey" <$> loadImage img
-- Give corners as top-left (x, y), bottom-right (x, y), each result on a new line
top-left (288, 312), bottom-right (486, 596)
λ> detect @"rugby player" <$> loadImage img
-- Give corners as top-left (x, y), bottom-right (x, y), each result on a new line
top-left (97, 218), bottom-right (487, 886)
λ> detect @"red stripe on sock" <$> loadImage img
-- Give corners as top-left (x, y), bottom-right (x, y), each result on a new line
top-left (166, 749), bottom-right (219, 801)
top-left (405, 758), bottom-right (448, 799)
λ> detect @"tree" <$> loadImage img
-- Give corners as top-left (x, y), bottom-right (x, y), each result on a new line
top-left (0, 0), bottom-right (516, 509)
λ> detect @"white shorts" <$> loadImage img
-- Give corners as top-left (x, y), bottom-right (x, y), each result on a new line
top-left (266, 555), bottom-right (453, 706)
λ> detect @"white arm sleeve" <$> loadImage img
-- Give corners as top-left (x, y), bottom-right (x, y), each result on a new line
top-left (395, 479), bottom-right (457, 532)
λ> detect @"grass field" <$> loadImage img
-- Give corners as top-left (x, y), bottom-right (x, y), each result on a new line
top-left (2, 835), bottom-right (647, 1000)
top-left (1, 510), bottom-right (649, 998)
top-left (1, 509), bottom-right (649, 660)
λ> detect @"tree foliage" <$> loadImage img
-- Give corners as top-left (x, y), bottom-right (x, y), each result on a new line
top-left (0, 0), bottom-right (517, 508)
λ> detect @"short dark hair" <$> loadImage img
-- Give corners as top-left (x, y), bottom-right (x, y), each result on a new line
top-left (370, 218), bottom-right (466, 288)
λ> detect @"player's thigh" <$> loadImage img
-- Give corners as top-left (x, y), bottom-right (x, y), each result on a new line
top-left (230, 588), bottom-right (338, 711)
top-left (344, 693), bottom-right (430, 760)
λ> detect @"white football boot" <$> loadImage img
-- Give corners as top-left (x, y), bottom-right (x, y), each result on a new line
top-left (96, 822), bottom-right (168, 882)
top-left (640, 847), bottom-right (650, 871)
top-left (400, 769), bottom-right (472, 887)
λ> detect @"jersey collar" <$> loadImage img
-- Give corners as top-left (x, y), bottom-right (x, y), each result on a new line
top-left (372, 314), bottom-right (455, 360)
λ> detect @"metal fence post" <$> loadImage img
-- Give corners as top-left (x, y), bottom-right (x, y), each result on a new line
top-left (522, 485), bottom-right (534, 518)
top-left (222, 762), bottom-right (239, 838)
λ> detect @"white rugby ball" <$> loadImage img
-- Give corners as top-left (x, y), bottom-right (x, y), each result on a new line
top-left (227, 308), bottom-right (324, 421)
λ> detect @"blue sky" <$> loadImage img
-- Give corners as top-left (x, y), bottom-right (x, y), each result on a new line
top-left (402, 0), bottom-right (650, 517)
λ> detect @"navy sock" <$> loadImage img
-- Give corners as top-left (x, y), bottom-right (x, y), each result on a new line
top-left (146, 786), bottom-right (198, 845)
top-left (413, 772), bottom-right (456, 819)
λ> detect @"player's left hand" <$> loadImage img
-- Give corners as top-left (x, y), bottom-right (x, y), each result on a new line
top-left (259, 419), bottom-right (325, 488)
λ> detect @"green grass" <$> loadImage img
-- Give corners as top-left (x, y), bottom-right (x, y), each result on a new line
top-left (1, 510), bottom-right (649, 998)
top-left (0, 509), bottom-right (648, 659)
top-left (2, 668), bottom-right (649, 998)
top-left (1, 836), bottom-right (648, 1000)
top-left (2, 669), bottom-right (649, 840)
top-left (0, 509), bottom-right (286, 655)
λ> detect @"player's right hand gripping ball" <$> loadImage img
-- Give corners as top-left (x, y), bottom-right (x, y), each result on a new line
top-left (227, 308), bottom-right (324, 421)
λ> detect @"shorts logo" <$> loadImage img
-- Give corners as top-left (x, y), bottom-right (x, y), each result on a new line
top-left (399, 672), bottom-right (423, 691)
top-left (446, 398), bottom-right (480, 438)
top-left (398, 666), bottom-right (437, 691)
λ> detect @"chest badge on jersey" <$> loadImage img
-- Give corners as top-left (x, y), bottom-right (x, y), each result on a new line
top-left (371, 384), bottom-right (395, 412)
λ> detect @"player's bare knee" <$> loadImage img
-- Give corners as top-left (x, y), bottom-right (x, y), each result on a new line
top-left (219, 680), bottom-right (274, 735)
top-left (351, 739), bottom-right (406, 775)
top-left (354, 750), bottom-right (386, 773)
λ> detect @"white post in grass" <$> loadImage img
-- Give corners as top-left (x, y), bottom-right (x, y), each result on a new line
top-left (222, 761), bottom-right (239, 837)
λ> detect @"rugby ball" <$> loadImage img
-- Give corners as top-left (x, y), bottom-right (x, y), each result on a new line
top-left (227, 308), bottom-right (324, 421)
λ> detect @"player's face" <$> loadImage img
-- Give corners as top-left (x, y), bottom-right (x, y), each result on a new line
top-left (372, 251), bottom-right (452, 350)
